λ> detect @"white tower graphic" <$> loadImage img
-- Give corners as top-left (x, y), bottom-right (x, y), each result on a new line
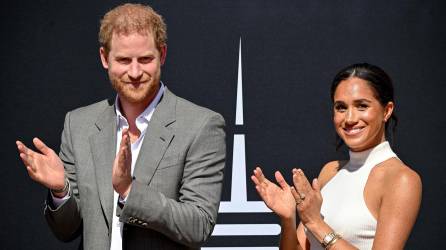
top-left (203, 38), bottom-right (279, 250)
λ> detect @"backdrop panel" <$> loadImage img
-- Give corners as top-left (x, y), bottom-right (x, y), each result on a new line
top-left (1, 1), bottom-right (445, 249)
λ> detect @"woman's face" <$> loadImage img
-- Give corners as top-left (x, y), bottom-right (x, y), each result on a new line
top-left (333, 77), bottom-right (393, 152)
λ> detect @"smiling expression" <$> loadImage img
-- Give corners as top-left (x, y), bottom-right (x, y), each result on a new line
top-left (333, 77), bottom-right (394, 152)
top-left (100, 32), bottom-right (167, 108)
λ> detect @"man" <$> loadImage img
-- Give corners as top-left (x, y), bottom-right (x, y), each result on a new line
top-left (16, 3), bottom-right (226, 249)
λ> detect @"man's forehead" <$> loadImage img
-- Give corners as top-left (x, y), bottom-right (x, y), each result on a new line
top-left (111, 29), bottom-right (154, 40)
top-left (108, 30), bottom-right (157, 51)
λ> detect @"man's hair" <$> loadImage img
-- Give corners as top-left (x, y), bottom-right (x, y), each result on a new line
top-left (99, 3), bottom-right (167, 54)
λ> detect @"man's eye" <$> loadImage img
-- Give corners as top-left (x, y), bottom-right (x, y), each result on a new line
top-left (117, 58), bottom-right (131, 64)
top-left (139, 57), bottom-right (153, 63)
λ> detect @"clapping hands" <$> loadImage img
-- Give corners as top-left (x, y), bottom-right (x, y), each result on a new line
top-left (251, 166), bottom-right (323, 226)
top-left (251, 167), bottom-right (297, 220)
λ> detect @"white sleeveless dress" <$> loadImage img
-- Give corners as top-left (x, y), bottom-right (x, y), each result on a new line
top-left (306, 141), bottom-right (397, 250)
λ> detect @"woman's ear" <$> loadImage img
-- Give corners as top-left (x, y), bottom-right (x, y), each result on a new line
top-left (384, 102), bottom-right (394, 122)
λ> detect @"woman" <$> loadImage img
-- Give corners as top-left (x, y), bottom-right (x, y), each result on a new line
top-left (251, 63), bottom-right (422, 250)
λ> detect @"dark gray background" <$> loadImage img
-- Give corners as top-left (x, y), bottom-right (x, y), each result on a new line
top-left (1, 0), bottom-right (445, 249)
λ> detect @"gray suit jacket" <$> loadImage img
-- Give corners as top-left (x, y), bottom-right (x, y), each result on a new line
top-left (44, 88), bottom-right (226, 250)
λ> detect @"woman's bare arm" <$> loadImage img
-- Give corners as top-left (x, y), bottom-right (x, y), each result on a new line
top-left (371, 162), bottom-right (422, 250)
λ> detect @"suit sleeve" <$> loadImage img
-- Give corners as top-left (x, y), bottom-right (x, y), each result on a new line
top-left (120, 113), bottom-right (226, 248)
top-left (44, 111), bottom-right (83, 242)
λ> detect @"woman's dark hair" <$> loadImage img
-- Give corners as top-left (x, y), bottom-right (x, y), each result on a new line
top-left (330, 63), bottom-right (398, 149)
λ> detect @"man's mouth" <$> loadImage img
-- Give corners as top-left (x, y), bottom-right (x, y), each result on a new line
top-left (122, 80), bottom-right (149, 88)
top-left (123, 80), bottom-right (148, 84)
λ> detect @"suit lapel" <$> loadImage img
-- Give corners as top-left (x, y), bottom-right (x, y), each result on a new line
top-left (133, 88), bottom-right (176, 185)
top-left (86, 88), bottom-right (177, 229)
top-left (89, 101), bottom-right (117, 230)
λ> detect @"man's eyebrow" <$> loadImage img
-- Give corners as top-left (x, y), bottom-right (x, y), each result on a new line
top-left (139, 54), bottom-right (155, 57)
top-left (114, 52), bottom-right (156, 58)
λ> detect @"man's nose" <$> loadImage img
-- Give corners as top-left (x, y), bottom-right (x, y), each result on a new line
top-left (128, 61), bottom-right (143, 80)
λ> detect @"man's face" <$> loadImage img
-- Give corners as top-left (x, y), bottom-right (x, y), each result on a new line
top-left (100, 32), bottom-right (167, 106)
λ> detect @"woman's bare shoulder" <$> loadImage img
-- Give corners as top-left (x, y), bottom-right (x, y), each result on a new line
top-left (318, 160), bottom-right (347, 188)
top-left (372, 158), bottom-right (422, 193)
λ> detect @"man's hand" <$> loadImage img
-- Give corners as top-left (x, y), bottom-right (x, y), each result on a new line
top-left (16, 138), bottom-right (66, 197)
top-left (112, 128), bottom-right (132, 199)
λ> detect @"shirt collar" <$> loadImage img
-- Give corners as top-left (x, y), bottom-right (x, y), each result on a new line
top-left (114, 82), bottom-right (165, 132)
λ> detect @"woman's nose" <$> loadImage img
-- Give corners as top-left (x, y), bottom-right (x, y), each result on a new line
top-left (345, 108), bottom-right (358, 124)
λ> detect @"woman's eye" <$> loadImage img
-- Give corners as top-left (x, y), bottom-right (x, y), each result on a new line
top-left (357, 104), bottom-right (369, 110)
top-left (334, 105), bottom-right (346, 112)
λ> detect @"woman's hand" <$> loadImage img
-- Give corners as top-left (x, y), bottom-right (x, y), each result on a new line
top-left (291, 168), bottom-right (324, 228)
top-left (251, 167), bottom-right (296, 220)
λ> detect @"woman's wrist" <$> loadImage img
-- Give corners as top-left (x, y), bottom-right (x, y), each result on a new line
top-left (277, 207), bottom-right (297, 221)
top-left (280, 213), bottom-right (298, 229)
top-left (304, 218), bottom-right (331, 242)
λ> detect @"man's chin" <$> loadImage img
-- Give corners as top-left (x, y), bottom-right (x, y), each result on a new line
top-left (118, 88), bottom-right (157, 104)
top-left (120, 94), bottom-right (149, 104)
top-left (113, 80), bottom-right (160, 105)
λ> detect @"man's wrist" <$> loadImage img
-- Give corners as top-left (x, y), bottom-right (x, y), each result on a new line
top-left (51, 178), bottom-right (69, 198)
top-left (119, 183), bottom-right (132, 200)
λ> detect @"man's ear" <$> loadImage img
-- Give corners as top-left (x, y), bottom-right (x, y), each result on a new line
top-left (99, 47), bottom-right (109, 69)
top-left (159, 45), bottom-right (167, 66)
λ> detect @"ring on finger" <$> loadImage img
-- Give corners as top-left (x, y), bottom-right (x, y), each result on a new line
top-left (295, 198), bottom-right (303, 206)
top-left (299, 192), bottom-right (306, 201)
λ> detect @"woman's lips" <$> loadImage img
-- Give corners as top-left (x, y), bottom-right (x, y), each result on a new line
top-left (343, 126), bottom-right (365, 136)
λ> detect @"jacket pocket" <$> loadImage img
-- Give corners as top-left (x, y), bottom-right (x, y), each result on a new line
top-left (157, 154), bottom-right (181, 170)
